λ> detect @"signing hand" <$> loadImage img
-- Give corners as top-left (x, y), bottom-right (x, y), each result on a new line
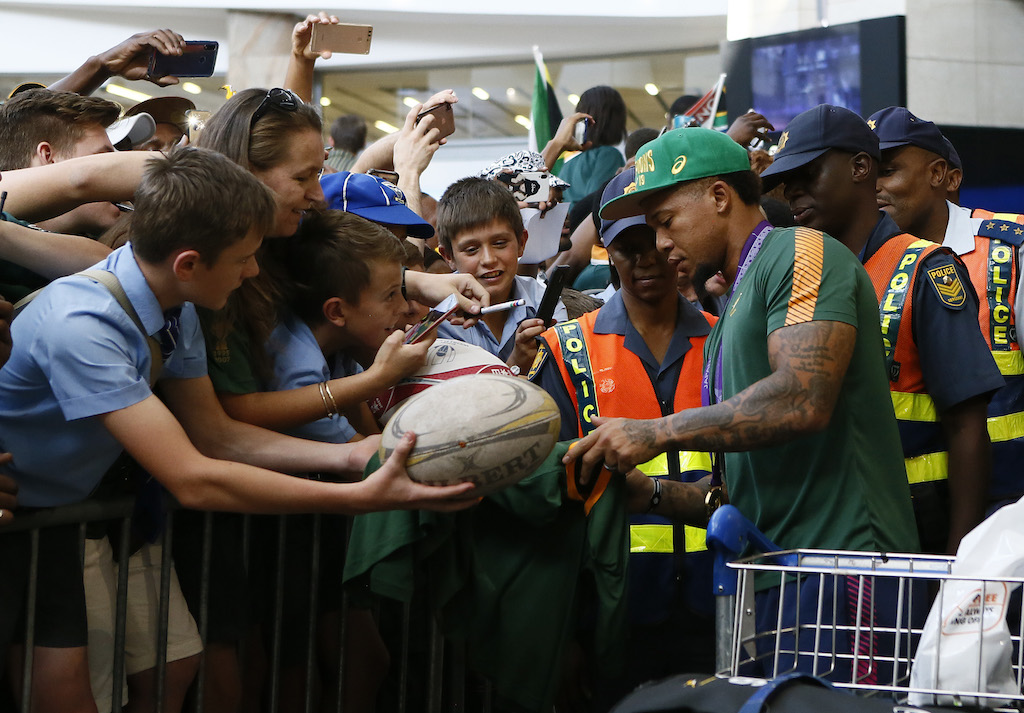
top-left (403, 270), bottom-right (487, 327)
top-left (562, 416), bottom-right (661, 481)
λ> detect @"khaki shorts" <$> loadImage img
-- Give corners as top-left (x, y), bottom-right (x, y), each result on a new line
top-left (84, 537), bottom-right (203, 713)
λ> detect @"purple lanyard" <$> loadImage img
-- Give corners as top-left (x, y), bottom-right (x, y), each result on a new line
top-left (701, 221), bottom-right (772, 485)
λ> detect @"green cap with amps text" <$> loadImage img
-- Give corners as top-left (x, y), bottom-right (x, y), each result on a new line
top-left (599, 127), bottom-right (751, 221)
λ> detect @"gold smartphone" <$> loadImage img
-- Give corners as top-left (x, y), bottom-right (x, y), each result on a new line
top-left (310, 23), bottom-right (373, 55)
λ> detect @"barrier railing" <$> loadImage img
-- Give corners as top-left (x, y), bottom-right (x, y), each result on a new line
top-left (2, 498), bottom-right (471, 713)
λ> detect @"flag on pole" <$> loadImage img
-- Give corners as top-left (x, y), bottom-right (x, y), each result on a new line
top-left (680, 73), bottom-right (727, 130)
top-left (529, 46), bottom-right (564, 172)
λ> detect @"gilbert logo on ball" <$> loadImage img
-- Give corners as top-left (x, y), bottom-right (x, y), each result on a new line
top-left (379, 374), bottom-right (561, 496)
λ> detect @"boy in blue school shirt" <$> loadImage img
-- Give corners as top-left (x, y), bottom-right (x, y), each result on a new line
top-left (266, 209), bottom-right (436, 441)
top-left (435, 177), bottom-right (566, 373)
top-left (0, 147), bottom-right (473, 712)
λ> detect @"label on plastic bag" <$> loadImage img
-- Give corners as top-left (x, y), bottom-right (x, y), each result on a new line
top-left (941, 583), bottom-right (1009, 635)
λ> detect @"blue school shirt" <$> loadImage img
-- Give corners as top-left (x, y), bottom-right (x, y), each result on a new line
top-left (0, 243), bottom-right (207, 507)
top-left (435, 275), bottom-right (567, 359)
top-left (265, 313), bottom-right (358, 444)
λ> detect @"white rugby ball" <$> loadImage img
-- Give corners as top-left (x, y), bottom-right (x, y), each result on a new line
top-left (368, 339), bottom-right (514, 424)
top-left (379, 373), bottom-right (561, 496)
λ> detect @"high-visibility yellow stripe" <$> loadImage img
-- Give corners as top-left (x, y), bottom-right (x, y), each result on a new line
top-left (905, 451), bottom-right (948, 485)
top-left (891, 391), bottom-right (938, 422)
top-left (990, 212), bottom-right (1024, 223)
top-left (630, 524), bottom-right (674, 553)
top-left (635, 451), bottom-right (713, 477)
top-left (893, 389), bottom-right (1024, 441)
top-left (989, 411), bottom-right (1024, 443)
top-left (629, 524), bottom-right (708, 553)
top-left (684, 525), bottom-right (708, 553)
top-left (993, 350), bottom-right (1024, 376)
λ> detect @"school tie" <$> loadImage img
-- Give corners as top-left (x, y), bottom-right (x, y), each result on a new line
top-left (157, 307), bottom-right (181, 361)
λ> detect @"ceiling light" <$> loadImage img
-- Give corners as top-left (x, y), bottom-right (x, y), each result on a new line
top-left (402, 96), bottom-right (419, 108)
top-left (567, 94), bottom-right (580, 106)
top-left (472, 87), bottom-right (490, 101)
top-left (374, 120), bottom-right (399, 134)
top-left (506, 87), bottom-right (516, 99)
top-left (514, 115), bottom-right (532, 130)
top-left (104, 84), bottom-right (152, 103)
top-left (181, 82), bottom-right (202, 95)
top-left (645, 83), bottom-right (660, 96)
top-left (319, 96), bottom-right (332, 107)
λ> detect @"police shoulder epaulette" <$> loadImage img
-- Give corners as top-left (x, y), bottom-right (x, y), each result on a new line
top-left (978, 218), bottom-right (1024, 246)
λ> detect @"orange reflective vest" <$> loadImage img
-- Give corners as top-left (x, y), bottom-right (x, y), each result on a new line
top-left (963, 211), bottom-right (1024, 499)
top-left (541, 310), bottom-right (713, 555)
top-left (864, 234), bottom-right (949, 486)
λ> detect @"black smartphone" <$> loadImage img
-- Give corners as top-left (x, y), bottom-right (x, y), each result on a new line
top-left (536, 265), bottom-right (571, 326)
top-left (147, 41), bottom-right (219, 79)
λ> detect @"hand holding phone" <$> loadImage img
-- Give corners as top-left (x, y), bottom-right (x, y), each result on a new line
top-left (310, 23), bottom-right (373, 55)
top-left (536, 265), bottom-right (570, 326)
top-left (495, 171), bottom-right (550, 203)
top-left (185, 110), bottom-right (211, 144)
top-left (405, 294), bottom-right (459, 344)
top-left (573, 118), bottom-right (591, 147)
top-left (415, 103), bottom-right (456, 140)
top-left (147, 41), bottom-right (218, 79)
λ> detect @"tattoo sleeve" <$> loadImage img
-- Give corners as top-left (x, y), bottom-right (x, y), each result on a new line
top-left (652, 320), bottom-right (857, 453)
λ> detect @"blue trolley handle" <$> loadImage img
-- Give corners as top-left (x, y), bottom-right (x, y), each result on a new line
top-left (706, 504), bottom-right (781, 597)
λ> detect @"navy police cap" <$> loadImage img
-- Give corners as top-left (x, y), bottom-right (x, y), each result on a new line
top-left (759, 104), bottom-right (879, 190)
top-left (867, 106), bottom-right (953, 163)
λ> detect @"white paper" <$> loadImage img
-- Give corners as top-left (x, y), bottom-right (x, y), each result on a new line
top-left (518, 202), bottom-right (570, 265)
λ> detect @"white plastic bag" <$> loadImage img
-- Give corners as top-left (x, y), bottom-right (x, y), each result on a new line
top-left (909, 497), bottom-right (1024, 706)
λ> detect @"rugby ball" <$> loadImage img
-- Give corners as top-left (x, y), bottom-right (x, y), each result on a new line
top-left (379, 373), bottom-right (561, 496)
top-left (368, 339), bottom-right (514, 423)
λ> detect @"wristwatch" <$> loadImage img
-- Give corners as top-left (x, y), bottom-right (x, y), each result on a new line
top-left (646, 477), bottom-right (662, 513)
top-left (704, 485), bottom-right (723, 520)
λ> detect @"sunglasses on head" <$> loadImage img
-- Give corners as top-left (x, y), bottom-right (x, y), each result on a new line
top-left (249, 88), bottom-right (300, 130)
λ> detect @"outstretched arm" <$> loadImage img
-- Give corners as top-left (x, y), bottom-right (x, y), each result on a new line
top-left (49, 29), bottom-right (187, 95)
top-left (1, 151), bottom-right (159, 223)
top-left (566, 319), bottom-right (856, 474)
top-left (101, 391), bottom-right (475, 514)
top-left (284, 12), bottom-right (340, 102)
top-left (0, 220), bottom-right (110, 279)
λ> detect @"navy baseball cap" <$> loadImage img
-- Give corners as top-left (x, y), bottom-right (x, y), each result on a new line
top-left (759, 104), bottom-right (879, 190)
top-left (599, 167), bottom-right (649, 246)
top-left (867, 107), bottom-right (952, 163)
top-left (321, 172), bottom-right (434, 238)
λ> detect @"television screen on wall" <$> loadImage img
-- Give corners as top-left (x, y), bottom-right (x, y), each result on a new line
top-left (724, 16), bottom-right (905, 130)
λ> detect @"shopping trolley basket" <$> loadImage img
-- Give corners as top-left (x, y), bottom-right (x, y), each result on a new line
top-left (706, 505), bottom-right (1024, 709)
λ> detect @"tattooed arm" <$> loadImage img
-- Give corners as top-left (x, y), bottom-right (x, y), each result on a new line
top-left (565, 320), bottom-right (856, 475)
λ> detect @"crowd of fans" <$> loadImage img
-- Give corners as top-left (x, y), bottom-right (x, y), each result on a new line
top-left (0, 11), bottom-right (1020, 713)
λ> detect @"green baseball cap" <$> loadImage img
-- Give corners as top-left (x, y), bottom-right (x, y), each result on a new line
top-left (599, 127), bottom-right (751, 220)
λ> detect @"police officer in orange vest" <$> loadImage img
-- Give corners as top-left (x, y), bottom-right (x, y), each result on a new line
top-left (759, 104), bottom-right (1004, 554)
top-left (530, 167), bottom-right (718, 703)
top-left (869, 106), bottom-right (1024, 515)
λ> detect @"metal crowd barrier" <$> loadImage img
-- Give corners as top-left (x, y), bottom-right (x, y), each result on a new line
top-left (2, 498), bottom-right (478, 713)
